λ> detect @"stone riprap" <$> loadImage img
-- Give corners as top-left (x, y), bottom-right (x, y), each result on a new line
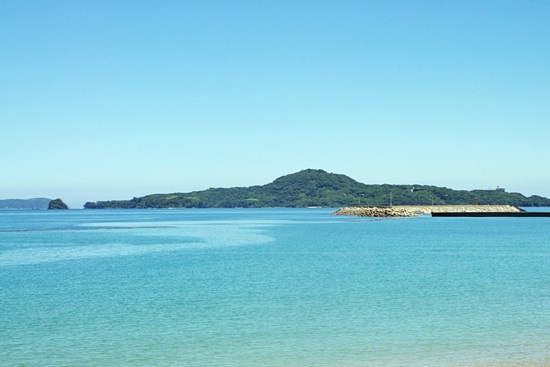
top-left (332, 205), bottom-right (522, 217)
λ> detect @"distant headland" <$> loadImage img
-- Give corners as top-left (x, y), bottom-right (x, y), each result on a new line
top-left (0, 198), bottom-right (51, 210)
top-left (84, 169), bottom-right (550, 209)
top-left (0, 198), bottom-right (69, 210)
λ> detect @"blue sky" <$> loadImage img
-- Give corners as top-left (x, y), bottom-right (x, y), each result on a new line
top-left (1, 1), bottom-right (549, 208)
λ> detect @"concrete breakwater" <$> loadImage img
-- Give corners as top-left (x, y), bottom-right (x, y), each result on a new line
top-left (332, 205), bottom-right (522, 217)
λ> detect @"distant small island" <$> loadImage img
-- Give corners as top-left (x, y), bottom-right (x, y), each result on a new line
top-left (84, 169), bottom-right (550, 209)
top-left (48, 198), bottom-right (69, 210)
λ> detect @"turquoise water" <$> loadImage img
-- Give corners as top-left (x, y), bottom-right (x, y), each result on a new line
top-left (1, 208), bottom-right (549, 367)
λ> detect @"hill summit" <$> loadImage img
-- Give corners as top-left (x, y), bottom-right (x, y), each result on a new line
top-left (84, 169), bottom-right (550, 209)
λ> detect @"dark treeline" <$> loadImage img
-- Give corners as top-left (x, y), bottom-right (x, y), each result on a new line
top-left (84, 169), bottom-right (550, 209)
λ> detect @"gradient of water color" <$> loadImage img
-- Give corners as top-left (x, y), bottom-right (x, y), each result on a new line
top-left (1, 209), bottom-right (549, 366)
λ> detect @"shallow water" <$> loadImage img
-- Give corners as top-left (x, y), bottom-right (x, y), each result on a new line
top-left (1, 208), bottom-right (549, 366)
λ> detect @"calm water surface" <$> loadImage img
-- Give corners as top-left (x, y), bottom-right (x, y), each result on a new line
top-left (1, 208), bottom-right (549, 366)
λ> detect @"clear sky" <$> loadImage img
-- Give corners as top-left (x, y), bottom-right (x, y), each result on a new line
top-left (1, 1), bottom-right (549, 208)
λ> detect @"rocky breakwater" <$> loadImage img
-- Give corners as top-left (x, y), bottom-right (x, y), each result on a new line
top-left (332, 206), bottom-right (424, 217)
top-left (332, 205), bottom-right (522, 217)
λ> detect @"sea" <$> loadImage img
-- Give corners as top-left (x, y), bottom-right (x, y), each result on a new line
top-left (1, 208), bottom-right (549, 367)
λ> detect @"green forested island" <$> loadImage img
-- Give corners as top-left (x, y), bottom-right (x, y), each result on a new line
top-left (84, 169), bottom-right (550, 209)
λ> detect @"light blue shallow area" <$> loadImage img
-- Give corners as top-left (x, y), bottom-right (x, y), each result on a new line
top-left (1, 208), bottom-right (549, 366)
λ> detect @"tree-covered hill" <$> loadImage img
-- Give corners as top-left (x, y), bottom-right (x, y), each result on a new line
top-left (83, 169), bottom-right (550, 209)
